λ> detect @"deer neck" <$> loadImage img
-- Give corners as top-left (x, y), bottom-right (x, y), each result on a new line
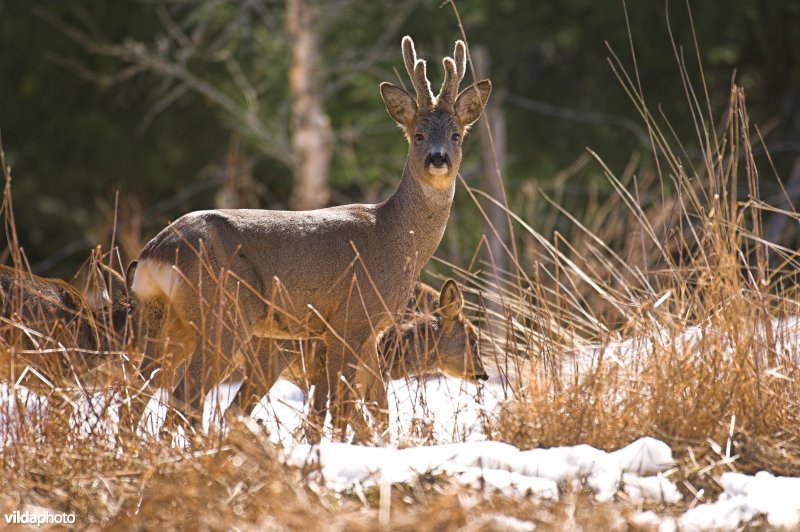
top-left (381, 319), bottom-right (439, 380)
top-left (379, 163), bottom-right (455, 269)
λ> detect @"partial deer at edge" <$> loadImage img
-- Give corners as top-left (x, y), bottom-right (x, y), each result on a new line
top-left (0, 261), bottom-right (135, 422)
top-left (128, 36), bottom-right (491, 439)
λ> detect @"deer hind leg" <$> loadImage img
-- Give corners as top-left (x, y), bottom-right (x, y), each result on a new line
top-left (169, 257), bottom-right (263, 434)
top-left (227, 339), bottom-right (271, 417)
top-left (228, 338), bottom-right (297, 417)
top-left (119, 297), bottom-right (180, 439)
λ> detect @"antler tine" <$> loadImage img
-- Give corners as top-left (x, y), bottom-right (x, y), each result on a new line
top-left (401, 36), bottom-right (417, 82)
top-left (453, 40), bottom-right (466, 83)
top-left (436, 40), bottom-right (467, 110)
top-left (437, 57), bottom-right (458, 109)
top-left (413, 59), bottom-right (434, 111)
top-left (401, 35), bottom-right (434, 111)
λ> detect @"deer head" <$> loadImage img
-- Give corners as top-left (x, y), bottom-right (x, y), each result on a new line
top-left (380, 36), bottom-right (492, 190)
top-left (432, 279), bottom-right (488, 382)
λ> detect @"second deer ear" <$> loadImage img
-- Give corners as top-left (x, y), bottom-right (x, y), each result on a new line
top-left (454, 79), bottom-right (492, 128)
top-left (380, 82), bottom-right (417, 129)
top-left (85, 267), bottom-right (111, 310)
top-left (439, 279), bottom-right (464, 319)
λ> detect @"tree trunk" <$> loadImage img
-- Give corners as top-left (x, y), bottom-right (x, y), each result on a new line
top-left (473, 46), bottom-right (508, 287)
top-left (287, 0), bottom-right (332, 210)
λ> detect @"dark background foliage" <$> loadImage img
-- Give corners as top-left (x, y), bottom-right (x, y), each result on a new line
top-left (1, 0), bottom-right (798, 277)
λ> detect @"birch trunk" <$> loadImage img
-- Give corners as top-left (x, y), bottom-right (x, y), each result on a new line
top-left (287, 0), bottom-right (332, 210)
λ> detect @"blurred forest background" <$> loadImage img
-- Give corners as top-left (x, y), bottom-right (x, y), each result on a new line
top-left (0, 0), bottom-right (798, 280)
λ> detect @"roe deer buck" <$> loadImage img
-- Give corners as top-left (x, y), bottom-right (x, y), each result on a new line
top-left (229, 280), bottom-right (488, 436)
top-left (0, 262), bottom-right (135, 405)
top-left (128, 36), bottom-right (491, 439)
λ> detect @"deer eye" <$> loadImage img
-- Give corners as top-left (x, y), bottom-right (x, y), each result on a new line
top-left (414, 133), bottom-right (424, 143)
top-left (451, 133), bottom-right (461, 142)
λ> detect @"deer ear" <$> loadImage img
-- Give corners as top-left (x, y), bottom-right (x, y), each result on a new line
top-left (439, 279), bottom-right (463, 319)
top-left (125, 260), bottom-right (138, 294)
top-left (454, 79), bottom-right (492, 128)
top-left (84, 265), bottom-right (112, 310)
top-left (380, 82), bottom-right (417, 129)
top-left (93, 263), bottom-right (132, 306)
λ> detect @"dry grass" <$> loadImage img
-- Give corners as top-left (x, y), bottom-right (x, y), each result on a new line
top-left (467, 27), bottom-right (800, 510)
top-left (0, 412), bottom-right (651, 531)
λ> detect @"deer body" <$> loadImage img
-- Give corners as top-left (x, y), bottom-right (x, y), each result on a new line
top-left (133, 187), bottom-right (450, 339)
top-left (129, 36), bottom-right (491, 438)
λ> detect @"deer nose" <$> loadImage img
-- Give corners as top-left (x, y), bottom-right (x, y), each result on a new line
top-left (427, 151), bottom-right (449, 168)
top-left (476, 371), bottom-right (489, 381)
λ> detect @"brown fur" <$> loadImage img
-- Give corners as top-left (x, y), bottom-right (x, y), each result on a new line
top-left (128, 36), bottom-right (491, 439)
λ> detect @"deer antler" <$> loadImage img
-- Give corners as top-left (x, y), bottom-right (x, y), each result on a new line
top-left (401, 36), bottom-right (434, 112)
top-left (437, 40), bottom-right (467, 111)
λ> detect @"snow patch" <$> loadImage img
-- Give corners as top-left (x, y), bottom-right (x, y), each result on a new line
top-left (282, 437), bottom-right (678, 503)
top-left (622, 473), bottom-right (681, 504)
top-left (679, 471), bottom-right (800, 530)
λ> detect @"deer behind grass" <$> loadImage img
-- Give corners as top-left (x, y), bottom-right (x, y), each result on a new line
top-left (375, 280), bottom-right (487, 382)
top-left (230, 280), bottom-right (488, 432)
top-left (0, 263), bottom-right (134, 411)
top-left (128, 36), bottom-right (490, 438)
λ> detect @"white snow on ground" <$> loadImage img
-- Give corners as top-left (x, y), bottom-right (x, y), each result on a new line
top-left (622, 473), bottom-right (681, 505)
top-left (677, 472), bottom-right (800, 530)
top-left (247, 375), bottom-right (502, 447)
top-left (282, 435), bottom-right (676, 503)
top-left (0, 383), bottom-right (41, 442)
top-left (571, 315), bottom-right (800, 376)
top-left (3, 372), bottom-right (799, 530)
top-left (629, 510), bottom-right (665, 529)
top-left (256, 374), bottom-right (680, 506)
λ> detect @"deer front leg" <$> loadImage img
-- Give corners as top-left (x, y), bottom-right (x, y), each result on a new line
top-left (357, 335), bottom-right (389, 438)
top-left (300, 342), bottom-right (330, 443)
top-left (324, 330), bottom-right (382, 442)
